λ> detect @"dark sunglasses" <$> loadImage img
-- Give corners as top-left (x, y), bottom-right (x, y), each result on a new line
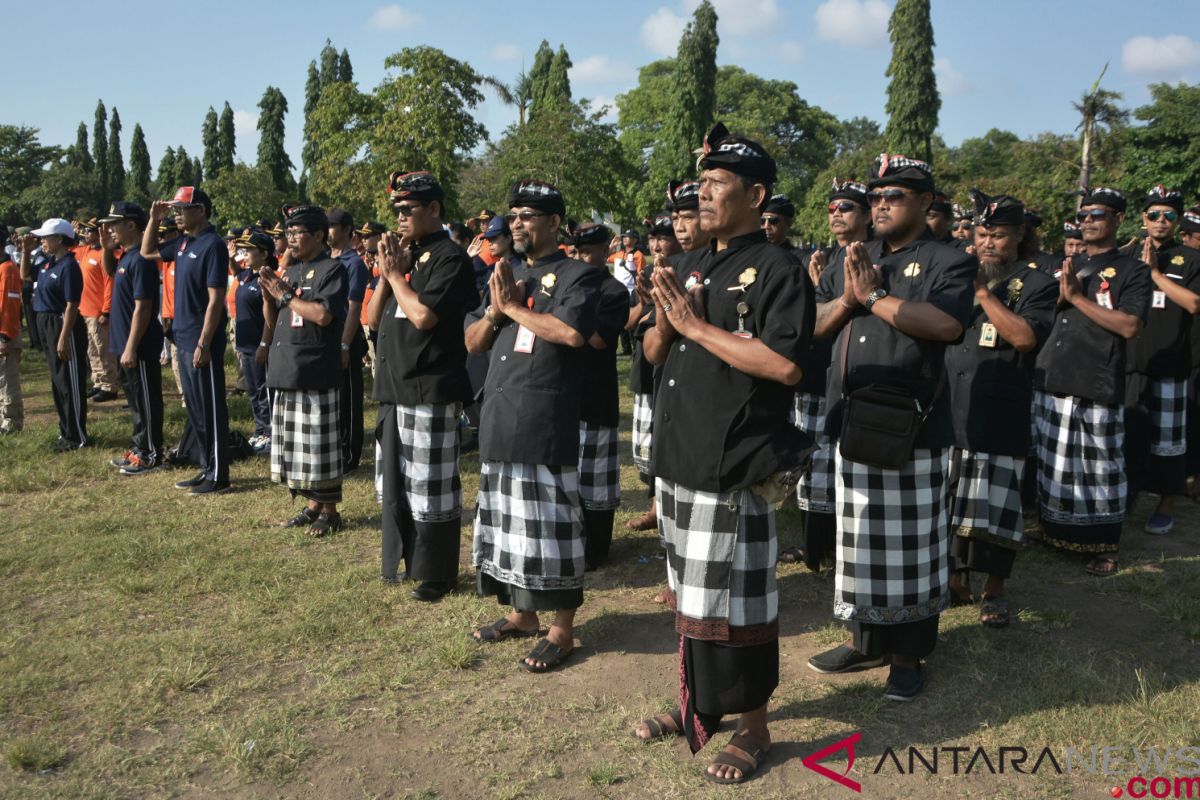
top-left (868, 189), bottom-right (912, 206)
top-left (1146, 210), bottom-right (1178, 222)
top-left (952, 222), bottom-right (973, 231)
top-left (505, 210), bottom-right (550, 224)
top-left (827, 201), bottom-right (858, 214)
top-left (760, 215), bottom-right (784, 225)
top-left (1076, 209), bottom-right (1112, 223)
top-left (394, 203), bottom-right (426, 218)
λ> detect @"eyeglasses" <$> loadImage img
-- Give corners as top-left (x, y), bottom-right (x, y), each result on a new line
top-left (504, 210), bottom-right (550, 224)
top-left (827, 201), bottom-right (858, 214)
top-left (1146, 210), bottom-right (1178, 222)
top-left (1076, 209), bottom-right (1112, 223)
top-left (760, 215), bottom-right (784, 226)
top-left (867, 189), bottom-right (912, 206)
top-left (952, 222), bottom-right (973, 231)
top-left (394, 203), bottom-right (426, 218)
top-left (285, 228), bottom-right (316, 239)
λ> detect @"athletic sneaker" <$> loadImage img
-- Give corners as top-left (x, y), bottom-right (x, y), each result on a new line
top-left (1144, 513), bottom-right (1174, 535)
top-left (189, 480), bottom-right (231, 495)
top-left (807, 644), bottom-right (888, 674)
top-left (109, 450), bottom-right (134, 468)
top-left (883, 664), bottom-right (924, 701)
top-left (120, 455), bottom-right (162, 476)
top-left (92, 390), bottom-right (119, 403)
top-left (174, 471), bottom-right (206, 489)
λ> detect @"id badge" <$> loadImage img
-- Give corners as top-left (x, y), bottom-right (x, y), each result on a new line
top-left (1096, 291), bottom-right (1113, 309)
top-left (1152, 290), bottom-right (1167, 309)
top-left (979, 322), bottom-right (998, 348)
top-left (514, 324), bottom-right (535, 354)
top-left (291, 309), bottom-right (303, 328)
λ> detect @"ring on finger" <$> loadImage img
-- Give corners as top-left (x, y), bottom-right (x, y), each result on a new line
top-left (662, 302), bottom-right (673, 312)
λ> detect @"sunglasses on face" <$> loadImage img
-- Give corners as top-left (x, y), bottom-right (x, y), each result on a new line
top-left (868, 189), bottom-right (912, 206)
top-left (285, 228), bottom-right (317, 239)
top-left (1146, 210), bottom-right (1178, 222)
top-left (505, 210), bottom-right (550, 224)
top-left (393, 203), bottom-right (427, 218)
top-left (760, 215), bottom-right (784, 226)
top-left (827, 201), bottom-right (858, 214)
top-left (1076, 209), bottom-right (1112, 223)
top-left (952, 222), bottom-right (973, 231)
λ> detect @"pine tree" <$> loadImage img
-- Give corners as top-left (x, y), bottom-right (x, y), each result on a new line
top-left (107, 108), bottom-right (125, 200)
top-left (156, 146), bottom-right (177, 195)
top-left (526, 41), bottom-right (555, 123)
top-left (257, 86), bottom-right (294, 191)
top-left (302, 60), bottom-right (321, 175)
top-left (201, 107), bottom-right (220, 181)
top-left (318, 39), bottom-right (339, 87)
top-left (546, 46), bottom-right (573, 107)
top-left (192, 157), bottom-right (203, 187)
top-left (218, 102), bottom-right (236, 173)
top-left (338, 48), bottom-right (353, 83)
top-left (129, 124), bottom-right (152, 205)
top-left (69, 122), bottom-right (93, 172)
top-left (92, 100), bottom-right (110, 210)
top-left (176, 146), bottom-right (193, 186)
top-left (883, 0), bottom-right (940, 163)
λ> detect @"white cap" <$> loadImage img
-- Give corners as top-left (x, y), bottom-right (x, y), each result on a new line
top-left (30, 218), bottom-right (76, 240)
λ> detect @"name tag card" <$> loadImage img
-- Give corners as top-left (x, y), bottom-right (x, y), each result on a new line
top-left (291, 310), bottom-right (304, 327)
top-left (979, 322), bottom-right (998, 348)
top-left (514, 325), bottom-right (536, 354)
top-left (1096, 291), bottom-right (1113, 309)
top-left (1152, 290), bottom-right (1167, 309)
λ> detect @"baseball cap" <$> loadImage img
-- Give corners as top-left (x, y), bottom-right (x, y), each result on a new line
top-left (31, 218), bottom-right (77, 239)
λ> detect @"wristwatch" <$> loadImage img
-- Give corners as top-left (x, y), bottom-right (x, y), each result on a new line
top-left (277, 290), bottom-right (294, 310)
top-left (865, 287), bottom-right (889, 311)
top-left (340, 343), bottom-right (350, 352)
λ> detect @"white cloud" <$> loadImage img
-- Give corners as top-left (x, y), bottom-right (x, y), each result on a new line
top-left (815, 0), bottom-right (890, 49)
top-left (233, 110), bottom-right (258, 138)
top-left (935, 56), bottom-right (971, 97)
top-left (582, 95), bottom-right (618, 123)
top-left (491, 42), bottom-right (521, 62)
top-left (641, 7), bottom-right (688, 57)
top-left (367, 4), bottom-right (423, 31)
top-left (570, 56), bottom-right (635, 85)
top-left (1122, 34), bottom-right (1200, 75)
top-left (779, 41), bottom-right (805, 63)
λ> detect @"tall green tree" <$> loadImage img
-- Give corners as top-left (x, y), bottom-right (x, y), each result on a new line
top-left (0, 125), bottom-right (62, 222)
top-left (68, 122), bottom-right (93, 172)
top-left (218, 102), bottom-right (236, 173)
top-left (1121, 82), bottom-right (1200, 201)
top-left (92, 100), bottom-right (110, 211)
top-left (203, 164), bottom-right (289, 229)
top-left (107, 107), bottom-right (125, 201)
top-left (192, 157), bottom-right (204, 187)
top-left (1074, 64), bottom-right (1128, 201)
top-left (302, 60), bottom-right (322, 178)
top-left (537, 46), bottom-right (573, 117)
top-left (201, 106), bottom-right (220, 181)
top-left (128, 124), bottom-right (152, 206)
top-left (526, 40), bottom-right (554, 116)
top-left (257, 86), bottom-right (294, 191)
top-left (338, 48), bottom-right (353, 83)
top-left (155, 146), bottom-right (178, 196)
top-left (883, 0), bottom-right (940, 162)
top-left (20, 163), bottom-right (97, 222)
top-left (319, 39), bottom-right (340, 86)
top-left (175, 146), bottom-right (195, 187)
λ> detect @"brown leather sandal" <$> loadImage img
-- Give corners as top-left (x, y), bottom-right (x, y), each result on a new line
top-left (634, 709), bottom-right (683, 742)
top-left (705, 732), bottom-right (770, 784)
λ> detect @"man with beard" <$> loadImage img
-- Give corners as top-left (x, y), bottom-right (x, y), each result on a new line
top-left (1032, 188), bottom-right (1150, 576)
top-left (945, 192), bottom-right (1057, 627)
top-left (327, 209), bottom-right (370, 471)
top-left (1118, 186), bottom-right (1200, 535)
top-left (760, 194), bottom-right (796, 252)
top-left (780, 178), bottom-right (871, 570)
top-left (569, 223), bottom-right (627, 569)
top-left (466, 180), bottom-right (601, 672)
top-left (634, 124), bottom-right (814, 784)
top-left (806, 155), bottom-right (976, 701)
top-left (1062, 220), bottom-right (1086, 258)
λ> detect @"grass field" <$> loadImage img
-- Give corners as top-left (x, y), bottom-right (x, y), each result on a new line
top-left (1, 348), bottom-right (1198, 799)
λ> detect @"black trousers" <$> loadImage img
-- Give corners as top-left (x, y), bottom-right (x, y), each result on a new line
top-left (238, 351), bottom-right (271, 437)
top-left (36, 312), bottom-right (88, 446)
top-left (23, 283), bottom-right (41, 350)
top-left (852, 614), bottom-right (940, 660)
top-left (682, 636), bottom-right (779, 753)
top-left (339, 337), bottom-right (366, 470)
top-left (950, 535), bottom-right (1017, 580)
top-left (177, 338), bottom-right (230, 483)
top-left (118, 358), bottom-right (164, 463)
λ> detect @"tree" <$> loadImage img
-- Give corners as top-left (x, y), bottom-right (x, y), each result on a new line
top-left (884, 0), bottom-right (940, 162)
top-left (202, 106), bottom-right (220, 181)
top-left (257, 86), bottom-right (295, 192)
top-left (0, 126), bottom-right (62, 222)
top-left (67, 123), bottom-right (93, 173)
top-left (155, 146), bottom-right (178, 196)
top-left (526, 40), bottom-right (555, 119)
top-left (338, 49), bottom-right (353, 83)
top-left (203, 164), bottom-right (289, 229)
top-left (19, 163), bottom-right (97, 222)
top-left (838, 117), bottom-right (882, 156)
top-left (107, 107), bottom-right (125, 201)
top-left (218, 102), bottom-right (236, 174)
top-left (128, 124), bottom-right (152, 206)
top-left (489, 69), bottom-right (532, 129)
top-left (647, 1), bottom-right (718, 216)
top-left (175, 146), bottom-right (195, 187)
top-left (92, 100), bottom-right (110, 211)
top-left (192, 157), bottom-right (204, 187)
top-left (319, 39), bottom-right (340, 86)
top-left (306, 82), bottom-right (378, 220)
top-left (1074, 64), bottom-right (1128, 202)
top-left (302, 60), bottom-right (322, 177)
top-left (531, 45), bottom-right (572, 119)
top-left (1121, 81), bottom-right (1200, 202)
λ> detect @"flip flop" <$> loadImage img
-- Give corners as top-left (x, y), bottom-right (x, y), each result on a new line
top-left (705, 732), bottom-right (770, 785)
top-left (518, 637), bottom-right (574, 673)
top-left (979, 594), bottom-right (1011, 628)
top-left (634, 709), bottom-right (683, 742)
top-left (281, 507), bottom-right (319, 528)
top-left (1085, 555), bottom-right (1119, 577)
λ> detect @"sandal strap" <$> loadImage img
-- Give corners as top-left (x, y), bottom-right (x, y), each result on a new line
top-left (712, 734), bottom-right (766, 774)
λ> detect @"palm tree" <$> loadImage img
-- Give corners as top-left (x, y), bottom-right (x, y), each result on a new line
top-left (482, 70), bottom-right (533, 129)
top-left (1073, 63), bottom-right (1129, 207)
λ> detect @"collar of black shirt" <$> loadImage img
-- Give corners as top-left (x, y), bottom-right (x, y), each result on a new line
top-left (185, 224), bottom-right (216, 243)
top-left (880, 228), bottom-right (936, 258)
top-left (527, 249), bottom-right (568, 269)
top-left (707, 229), bottom-right (767, 253)
top-left (416, 229), bottom-right (450, 249)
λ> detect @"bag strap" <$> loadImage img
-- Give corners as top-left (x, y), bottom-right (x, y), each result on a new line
top-left (839, 316), bottom-right (946, 419)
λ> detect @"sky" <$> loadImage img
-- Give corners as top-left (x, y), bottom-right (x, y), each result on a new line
top-left (6, 0), bottom-right (1200, 183)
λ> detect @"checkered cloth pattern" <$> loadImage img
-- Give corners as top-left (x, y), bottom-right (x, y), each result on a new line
top-left (578, 422), bottom-right (621, 510)
top-left (833, 448), bottom-right (951, 624)
top-left (948, 449), bottom-right (1024, 550)
top-left (1033, 390), bottom-right (1126, 525)
top-left (472, 461), bottom-right (585, 591)
top-left (1149, 377), bottom-right (1188, 457)
top-left (632, 392), bottom-right (654, 474)
top-left (374, 402), bottom-right (463, 522)
top-left (791, 391), bottom-right (834, 513)
top-left (270, 388), bottom-right (343, 496)
top-left (656, 478), bottom-right (778, 640)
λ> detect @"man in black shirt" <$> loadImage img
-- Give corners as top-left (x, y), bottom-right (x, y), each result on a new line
top-left (760, 194), bottom-right (796, 252)
top-left (927, 191), bottom-right (953, 242)
top-left (370, 171), bottom-right (479, 602)
top-left (1032, 187), bottom-right (1151, 576)
top-left (1181, 209), bottom-right (1200, 488)
top-left (327, 208), bottom-right (371, 471)
top-left (951, 203), bottom-right (973, 245)
top-left (1062, 220), bottom-right (1086, 258)
top-left (806, 154), bottom-right (976, 702)
top-left (945, 192), bottom-right (1057, 627)
top-left (634, 124), bottom-right (814, 784)
top-left (466, 180), bottom-right (601, 673)
top-left (1120, 185), bottom-right (1200, 536)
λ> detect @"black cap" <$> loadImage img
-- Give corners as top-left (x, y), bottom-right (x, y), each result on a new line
top-left (1143, 184), bottom-right (1184, 214)
top-left (355, 220), bottom-right (387, 237)
top-left (507, 179), bottom-right (566, 217)
top-left (1024, 209), bottom-right (1044, 228)
top-left (99, 201), bottom-right (149, 229)
top-left (77, 218), bottom-right (98, 232)
top-left (620, 228), bottom-right (639, 240)
top-left (281, 203), bottom-right (328, 230)
top-left (235, 229), bottom-right (274, 253)
top-left (928, 191), bottom-right (952, 215)
top-left (869, 153), bottom-right (935, 194)
top-left (764, 194), bottom-right (796, 218)
top-left (1180, 209), bottom-right (1200, 234)
top-left (952, 203), bottom-right (972, 222)
top-left (647, 213), bottom-right (674, 237)
top-left (326, 207), bottom-right (354, 228)
top-left (829, 178), bottom-right (869, 208)
top-left (223, 226), bottom-right (244, 240)
top-left (1063, 220), bottom-right (1083, 239)
top-left (969, 189), bottom-right (1025, 227)
top-left (1079, 186), bottom-right (1126, 212)
top-left (571, 223), bottom-right (611, 247)
top-left (388, 171), bottom-right (444, 204)
top-left (667, 179), bottom-right (700, 211)
top-left (699, 122), bottom-right (777, 184)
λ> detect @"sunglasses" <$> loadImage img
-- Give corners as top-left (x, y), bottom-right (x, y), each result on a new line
top-left (1076, 209), bottom-right (1112, 223)
top-left (284, 228), bottom-right (317, 239)
top-left (868, 189), bottom-right (912, 206)
top-left (1146, 210), bottom-right (1178, 222)
top-left (504, 210), bottom-right (550, 224)
top-left (760, 215), bottom-right (784, 226)
top-left (827, 201), bottom-right (858, 214)
top-left (393, 203), bottom-right (426, 217)
top-left (952, 222), bottom-right (973, 231)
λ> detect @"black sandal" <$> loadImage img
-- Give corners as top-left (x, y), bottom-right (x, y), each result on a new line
top-left (471, 618), bottom-right (539, 643)
top-left (705, 732), bottom-right (770, 785)
top-left (634, 709), bottom-right (683, 742)
top-left (1085, 555), bottom-right (1119, 577)
top-left (308, 512), bottom-right (342, 538)
top-left (518, 637), bottom-right (574, 673)
top-left (979, 594), bottom-right (1011, 628)
top-left (281, 507), bottom-right (319, 528)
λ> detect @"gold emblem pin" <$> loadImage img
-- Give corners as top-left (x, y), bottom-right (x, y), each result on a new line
top-left (903, 262), bottom-right (922, 278)
top-left (1100, 267), bottom-right (1117, 279)
top-left (420, 252), bottom-right (431, 264)
top-left (306, 270), bottom-right (315, 279)
top-left (1172, 255), bottom-right (1185, 266)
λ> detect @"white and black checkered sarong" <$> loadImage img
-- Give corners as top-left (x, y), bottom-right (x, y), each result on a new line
top-left (270, 387), bottom-right (343, 497)
top-left (632, 392), bottom-right (653, 474)
top-left (579, 422), bottom-right (621, 510)
top-left (1033, 390), bottom-right (1126, 525)
top-left (791, 391), bottom-right (834, 513)
top-left (472, 461), bottom-right (585, 591)
top-left (656, 478), bottom-right (778, 642)
top-left (1149, 377), bottom-right (1187, 457)
top-left (948, 449), bottom-right (1024, 550)
top-left (833, 448), bottom-right (951, 624)
top-left (374, 403), bottom-right (462, 522)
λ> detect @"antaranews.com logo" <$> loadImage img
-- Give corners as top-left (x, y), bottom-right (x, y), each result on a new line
top-left (801, 732), bottom-right (1200, 796)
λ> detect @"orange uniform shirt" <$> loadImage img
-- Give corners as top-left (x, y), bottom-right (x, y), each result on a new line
top-left (160, 260), bottom-right (176, 319)
top-left (77, 246), bottom-right (115, 317)
top-left (226, 273), bottom-right (237, 318)
top-left (0, 259), bottom-right (22, 343)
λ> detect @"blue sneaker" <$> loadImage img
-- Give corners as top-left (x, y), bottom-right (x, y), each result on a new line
top-left (1145, 513), bottom-right (1174, 535)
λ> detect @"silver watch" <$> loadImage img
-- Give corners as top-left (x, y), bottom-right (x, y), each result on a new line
top-left (865, 288), bottom-right (888, 311)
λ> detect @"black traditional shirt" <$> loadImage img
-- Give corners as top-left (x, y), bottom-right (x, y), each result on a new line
top-left (945, 262), bottom-right (1057, 455)
top-left (652, 230), bottom-right (815, 492)
top-left (823, 231), bottom-right (978, 449)
top-left (1121, 240), bottom-right (1200, 378)
top-left (580, 271), bottom-right (629, 427)
top-left (266, 254), bottom-right (347, 391)
top-left (374, 230), bottom-right (479, 406)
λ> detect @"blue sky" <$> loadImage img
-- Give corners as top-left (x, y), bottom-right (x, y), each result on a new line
top-left (7, 0), bottom-right (1200, 182)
